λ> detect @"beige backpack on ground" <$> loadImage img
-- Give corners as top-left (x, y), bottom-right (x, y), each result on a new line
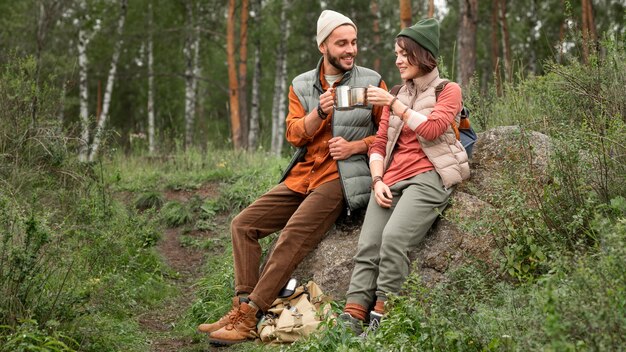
top-left (257, 281), bottom-right (332, 343)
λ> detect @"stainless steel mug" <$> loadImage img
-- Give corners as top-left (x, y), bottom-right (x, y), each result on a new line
top-left (334, 86), bottom-right (369, 110)
top-left (350, 87), bottom-right (368, 107)
top-left (334, 86), bottom-right (352, 111)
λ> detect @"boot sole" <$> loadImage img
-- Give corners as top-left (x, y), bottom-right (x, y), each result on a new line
top-left (208, 337), bottom-right (249, 346)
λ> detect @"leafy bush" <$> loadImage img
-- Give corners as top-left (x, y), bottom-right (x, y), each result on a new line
top-left (466, 42), bottom-right (626, 282)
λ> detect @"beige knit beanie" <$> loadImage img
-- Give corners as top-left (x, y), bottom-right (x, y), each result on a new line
top-left (316, 10), bottom-right (356, 47)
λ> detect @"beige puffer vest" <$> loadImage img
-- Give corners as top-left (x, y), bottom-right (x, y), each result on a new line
top-left (383, 68), bottom-right (470, 188)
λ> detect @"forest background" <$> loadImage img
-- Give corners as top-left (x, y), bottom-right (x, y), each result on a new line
top-left (1, 0), bottom-right (625, 351)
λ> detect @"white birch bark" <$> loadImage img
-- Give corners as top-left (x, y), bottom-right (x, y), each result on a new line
top-left (77, 0), bottom-right (91, 162)
top-left (88, 0), bottom-right (128, 162)
top-left (183, 1), bottom-right (200, 149)
top-left (147, 3), bottom-right (155, 154)
top-left (248, 44), bottom-right (261, 151)
top-left (270, 0), bottom-right (289, 156)
top-left (78, 29), bottom-right (90, 161)
top-left (248, 0), bottom-right (262, 150)
top-left (275, 41), bottom-right (288, 156)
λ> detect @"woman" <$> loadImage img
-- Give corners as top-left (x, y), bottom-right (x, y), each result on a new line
top-left (339, 18), bottom-right (469, 334)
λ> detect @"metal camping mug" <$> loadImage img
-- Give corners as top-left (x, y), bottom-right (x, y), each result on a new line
top-left (334, 86), bottom-right (369, 111)
top-left (350, 87), bottom-right (368, 107)
top-left (334, 86), bottom-right (352, 110)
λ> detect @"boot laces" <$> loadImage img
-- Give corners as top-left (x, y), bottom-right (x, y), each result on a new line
top-left (226, 306), bottom-right (249, 330)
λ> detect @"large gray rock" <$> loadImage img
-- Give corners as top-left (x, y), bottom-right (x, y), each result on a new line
top-left (284, 126), bottom-right (552, 300)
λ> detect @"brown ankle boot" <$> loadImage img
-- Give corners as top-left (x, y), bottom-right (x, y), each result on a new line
top-left (209, 302), bottom-right (259, 345)
top-left (197, 297), bottom-right (241, 334)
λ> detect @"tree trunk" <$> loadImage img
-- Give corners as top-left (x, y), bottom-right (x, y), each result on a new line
top-left (238, 0), bottom-right (250, 150)
top-left (88, 0), bottom-right (128, 162)
top-left (428, 0), bottom-right (435, 17)
top-left (248, 0), bottom-right (262, 151)
top-left (183, 1), bottom-right (200, 149)
top-left (491, 0), bottom-right (502, 96)
top-left (370, 0), bottom-right (381, 73)
top-left (33, 1), bottom-right (45, 131)
top-left (77, 0), bottom-right (91, 162)
top-left (147, 2), bottom-right (155, 154)
top-left (271, 0), bottom-right (289, 156)
top-left (58, 77), bottom-right (66, 126)
top-left (400, 0), bottom-right (411, 29)
top-left (585, 0), bottom-right (597, 45)
top-left (33, 1), bottom-right (65, 130)
top-left (499, 0), bottom-right (512, 83)
top-left (227, 0), bottom-right (242, 149)
top-left (457, 0), bottom-right (478, 88)
top-left (557, 0), bottom-right (567, 64)
top-left (527, 0), bottom-right (538, 74)
top-left (581, 0), bottom-right (597, 64)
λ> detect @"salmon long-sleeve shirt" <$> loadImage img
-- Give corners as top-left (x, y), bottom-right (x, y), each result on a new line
top-left (369, 83), bottom-right (462, 187)
top-left (284, 67), bottom-right (387, 195)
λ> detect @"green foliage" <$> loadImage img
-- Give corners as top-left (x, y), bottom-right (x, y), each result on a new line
top-left (161, 200), bottom-right (193, 227)
top-left (468, 42), bottom-right (626, 282)
top-left (0, 202), bottom-right (63, 326)
top-left (0, 320), bottom-right (77, 352)
top-left (133, 191), bottom-right (164, 210)
top-left (1, 55), bottom-right (171, 350)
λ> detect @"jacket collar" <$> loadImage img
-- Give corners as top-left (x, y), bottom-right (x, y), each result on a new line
top-left (314, 57), bottom-right (354, 94)
top-left (405, 67), bottom-right (440, 95)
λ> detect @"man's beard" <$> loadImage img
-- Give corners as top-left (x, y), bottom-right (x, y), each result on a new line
top-left (328, 53), bottom-right (355, 72)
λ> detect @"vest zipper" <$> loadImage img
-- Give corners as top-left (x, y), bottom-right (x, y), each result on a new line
top-left (332, 112), bottom-right (352, 216)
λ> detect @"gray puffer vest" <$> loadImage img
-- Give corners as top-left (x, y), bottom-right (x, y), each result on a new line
top-left (280, 58), bottom-right (382, 212)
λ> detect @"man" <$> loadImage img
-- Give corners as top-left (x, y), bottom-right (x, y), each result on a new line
top-left (200, 10), bottom-right (388, 345)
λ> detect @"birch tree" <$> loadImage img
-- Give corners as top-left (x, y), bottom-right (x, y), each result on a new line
top-left (183, 1), bottom-right (200, 149)
top-left (76, 0), bottom-right (100, 162)
top-left (88, 0), bottom-right (128, 162)
top-left (248, 0), bottom-right (262, 151)
top-left (147, 2), bottom-right (155, 154)
top-left (270, 0), bottom-right (289, 156)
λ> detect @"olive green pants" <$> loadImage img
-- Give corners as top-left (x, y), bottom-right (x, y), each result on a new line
top-left (345, 171), bottom-right (453, 309)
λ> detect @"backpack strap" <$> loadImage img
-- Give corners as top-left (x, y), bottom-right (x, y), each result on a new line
top-left (435, 80), bottom-right (449, 100)
top-left (434, 80), bottom-right (461, 140)
top-left (390, 84), bottom-right (403, 96)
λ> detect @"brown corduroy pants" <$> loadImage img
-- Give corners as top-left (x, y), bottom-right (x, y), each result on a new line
top-left (231, 180), bottom-right (344, 312)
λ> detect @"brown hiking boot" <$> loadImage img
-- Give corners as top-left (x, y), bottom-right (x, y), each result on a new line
top-left (209, 302), bottom-right (259, 345)
top-left (197, 296), bottom-right (242, 334)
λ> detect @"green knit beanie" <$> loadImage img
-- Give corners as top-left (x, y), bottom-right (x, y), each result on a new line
top-left (397, 18), bottom-right (440, 58)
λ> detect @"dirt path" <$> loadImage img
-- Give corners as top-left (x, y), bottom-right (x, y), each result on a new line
top-left (137, 184), bottom-right (222, 352)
